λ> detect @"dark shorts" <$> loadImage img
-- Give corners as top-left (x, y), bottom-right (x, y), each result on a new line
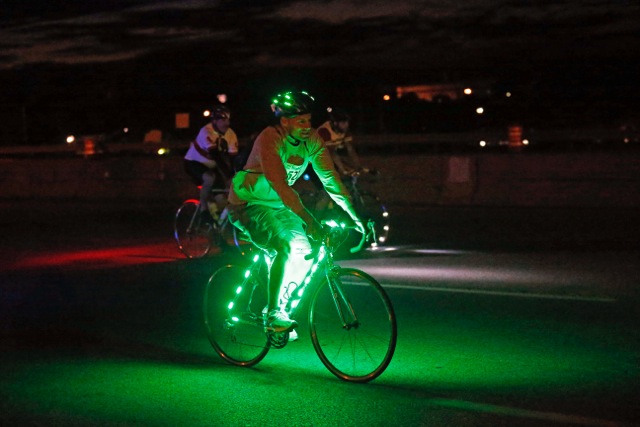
top-left (184, 160), bottom-right (225, 187)
top-left (227, 203), bottom-right (311, 256)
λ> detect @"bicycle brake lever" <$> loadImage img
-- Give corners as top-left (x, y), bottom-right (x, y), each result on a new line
top-left (349, 220), bottom-right (374, 254)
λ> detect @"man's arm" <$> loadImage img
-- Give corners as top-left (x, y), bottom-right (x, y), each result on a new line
top-left (309, 141), bottom-right (363, 232)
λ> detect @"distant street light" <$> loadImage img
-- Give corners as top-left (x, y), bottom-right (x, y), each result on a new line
top-left (476, 107), bottom-right (484, 115)
top-left (383, 94), bottom-right (391, 101)
top-left (464, 88), bottom-right (473, 95)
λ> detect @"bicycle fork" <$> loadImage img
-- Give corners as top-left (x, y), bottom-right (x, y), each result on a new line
top-left (326, 267), bottom-right (360, 330)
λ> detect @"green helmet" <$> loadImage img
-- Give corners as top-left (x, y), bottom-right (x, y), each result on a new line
top-left (271, 91), bottom-right (315, 118)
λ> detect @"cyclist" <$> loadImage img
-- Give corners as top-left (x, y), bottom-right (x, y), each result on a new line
top-left (304, 107), bottom-right (371, 212)
top-left (317, 107), bottom-right (363, 176)
top-left (184, 105), bottom-right (238, 225)
top-left (227, 91), bottom-right (365, 333)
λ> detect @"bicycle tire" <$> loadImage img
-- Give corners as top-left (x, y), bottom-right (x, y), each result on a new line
top-left (308, 268), bottom-right (397, 382)
top-left (356, 192), bottom-right (390, 246)
top-left (203, 264), bottom-right (270, 366)
top-left (174, 200), bottom-right (212, 258)
top-left (219, 217), bottom-right (254, 258)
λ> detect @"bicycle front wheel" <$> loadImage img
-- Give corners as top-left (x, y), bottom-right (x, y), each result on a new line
top-left (203, 265), bottom-right (270, 366)
top-left (174, 201), bottom-right (211, 258)
top-left (309, 268), bottom-right (397, 382)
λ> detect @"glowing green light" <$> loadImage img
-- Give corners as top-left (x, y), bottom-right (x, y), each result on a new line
top-left (311, 264), bottom-right (318, 273)
top-left (231, 316), bottom-right (239, 322)
top-left (297, 287), bottom-right (305, 297)
top-left (253, 254), bottom-right (260, 263)
top-left (383, 212), bottom-right (389, 217)
top-left (291, 299), bottom-right (300, 309)
top-left (325, 219), bottom-right (339, 228)
top-left (304, 276), bottom-right (311, 285)
top-left (236, 286), bottom-right (242, 294)
top-left (244, 270), bottom-right (251, 278)
top-left (228, 302), bottom-right (234, 310)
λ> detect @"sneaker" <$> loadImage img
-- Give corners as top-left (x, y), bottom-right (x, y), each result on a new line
top-left (265, 309), bottom-right (298, 333)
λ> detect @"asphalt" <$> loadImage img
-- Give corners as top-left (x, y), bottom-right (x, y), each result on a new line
top-left (1, 199), bottom-right (639, 253)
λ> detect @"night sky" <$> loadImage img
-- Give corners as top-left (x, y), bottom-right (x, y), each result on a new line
top-left (1, 0), bottom-right (639, 145)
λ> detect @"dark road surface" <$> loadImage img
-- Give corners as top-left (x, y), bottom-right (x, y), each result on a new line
top-left (1, 201), bottom-right (639, 426)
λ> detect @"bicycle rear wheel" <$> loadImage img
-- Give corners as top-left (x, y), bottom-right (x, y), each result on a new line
top-left (309, 268), bottom-right (397, 382)
top-left (219, 216), bottom-right (254, 258)
top-left (174, 201), bottom-right (212, 258)
top-left (204, 264), bottom-right (270, 366)
top-left (357, 192), bottom-right (390, 246)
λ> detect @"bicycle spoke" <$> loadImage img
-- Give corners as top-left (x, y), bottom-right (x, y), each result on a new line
top-left (174, 201), bottom-right (211, 258)
top-left (309, 269), bottom-right (396, 382)
top-left (204, 265), bottom-right (270, 366)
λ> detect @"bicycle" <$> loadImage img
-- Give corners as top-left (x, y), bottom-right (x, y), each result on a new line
top-left (174, 187), bottom-right (251, 258)
top-left (203, 221), bottom-right (397, 382)
top-left (299, 168), bottom-right (390, 250)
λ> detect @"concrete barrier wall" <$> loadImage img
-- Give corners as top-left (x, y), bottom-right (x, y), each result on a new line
top-left (1, 152), bottom-right (639, 207)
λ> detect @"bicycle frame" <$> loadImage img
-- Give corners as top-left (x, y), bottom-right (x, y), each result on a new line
top-left (205, 219), bottom-right (396, 381)
top-left (226, 223), bottom-right (367, 342)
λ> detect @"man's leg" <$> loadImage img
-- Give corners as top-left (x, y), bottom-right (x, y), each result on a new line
top-left (268, 232), bottom-right (313, 312)
top-left (199, 170), bottom-right (216, 212)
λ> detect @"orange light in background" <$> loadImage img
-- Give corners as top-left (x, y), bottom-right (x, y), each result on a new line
top-left (383, 94), bottom-right (391, 101)
top-left (217, 94), bottom-right (227, 103)
top-left (203, 110), bottom-right (211, 117)
top-left (66, 135), bottom-right (75, 144)
top-left (464, 88), bottom-right (473, 95)
top-left (476, 107), bottom-right (484, 114)
top-left (175, 113), bottom-right (190, 129)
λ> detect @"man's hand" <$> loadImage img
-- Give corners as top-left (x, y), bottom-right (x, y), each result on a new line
top-left (305, 217), bottom-right (325, 242)
top-left (353, 218), bottom-right (366, 235)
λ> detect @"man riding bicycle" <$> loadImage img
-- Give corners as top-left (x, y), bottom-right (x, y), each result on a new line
top-left (227, 91), bottom-right (365, 333)
top-left (317, 107), bottom-right (363, 176)
top-left (184, 105), bottom-right (238, 225)
top-left (304, 107), bottom-right (373, 212)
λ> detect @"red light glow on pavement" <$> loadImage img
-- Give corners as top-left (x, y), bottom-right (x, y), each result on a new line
top-left (6, 243), bottom-right (187, 271)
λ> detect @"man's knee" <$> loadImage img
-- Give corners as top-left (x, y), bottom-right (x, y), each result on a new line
top-left (272, 233), bottom-right (311, 258)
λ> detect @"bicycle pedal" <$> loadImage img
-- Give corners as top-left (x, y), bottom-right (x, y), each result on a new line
top-left (267, 330), bottom-right (290, 349)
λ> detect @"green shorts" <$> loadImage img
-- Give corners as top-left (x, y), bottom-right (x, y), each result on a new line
top-left (227, 203), bottom-right (312, 255)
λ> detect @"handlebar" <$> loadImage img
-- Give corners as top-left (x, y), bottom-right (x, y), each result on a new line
top-left (304, 219), bottom-right (375, 260)
top-left (349, 219), bottom-right (376, 254)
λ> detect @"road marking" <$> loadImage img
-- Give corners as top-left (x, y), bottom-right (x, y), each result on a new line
top-left (383, 283), bottom-right (617, 303)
